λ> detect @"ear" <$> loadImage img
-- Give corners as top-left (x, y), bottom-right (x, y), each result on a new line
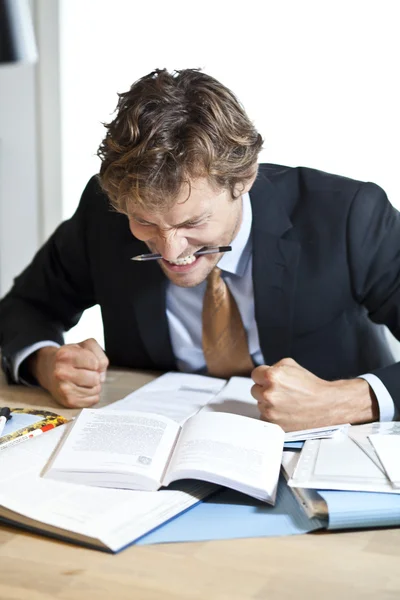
top-left (232, 165), bottom-right (259, 198)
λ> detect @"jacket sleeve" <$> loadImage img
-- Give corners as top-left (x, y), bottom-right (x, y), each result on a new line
top-left (0, 177), bottom-right (100, 380)
top-left (347, 181), bottom-right (400, 408)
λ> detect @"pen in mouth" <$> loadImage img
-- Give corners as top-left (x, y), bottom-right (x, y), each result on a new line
top-left (131, 245), bottom-right (232, 262)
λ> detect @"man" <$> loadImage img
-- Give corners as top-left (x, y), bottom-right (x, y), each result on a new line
top-left (0, 68), bottom-right (399, 431)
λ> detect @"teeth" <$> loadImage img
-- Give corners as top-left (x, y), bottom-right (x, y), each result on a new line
top-left (168, 254), bottom-right (196, 265)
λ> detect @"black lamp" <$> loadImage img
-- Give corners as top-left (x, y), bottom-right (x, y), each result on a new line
top-left (0, 0), bottom-right (37, 65)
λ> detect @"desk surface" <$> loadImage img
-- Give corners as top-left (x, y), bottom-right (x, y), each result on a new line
top-left (1, 369), bottom-right (400, 600)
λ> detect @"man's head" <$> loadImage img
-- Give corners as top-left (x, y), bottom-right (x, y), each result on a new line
top-left (98, 68), bottom-right (263, 286)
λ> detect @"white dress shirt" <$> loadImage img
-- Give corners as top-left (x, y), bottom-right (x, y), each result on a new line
top-left (13, 193), bottom-right (396, 420)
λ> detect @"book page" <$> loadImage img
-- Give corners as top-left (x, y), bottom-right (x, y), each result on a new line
top-left (0, 426), bottom-right (214, 552)
top-left (164, 411), bottom-right (284, 500)
top-left (109, 372), bottom-right (226, 424)
top-left (45, 409), bottom-right (180, 486)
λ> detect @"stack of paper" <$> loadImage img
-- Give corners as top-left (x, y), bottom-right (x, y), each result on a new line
top-left (287, 422), bottom-right (400, 495)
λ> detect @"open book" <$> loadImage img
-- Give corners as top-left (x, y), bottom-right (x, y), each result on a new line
top-left (44, 408), bottom-right (284, 503)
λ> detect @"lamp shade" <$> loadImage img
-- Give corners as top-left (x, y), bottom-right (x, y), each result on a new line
top-left (0, 0), bottom-right (37, 65)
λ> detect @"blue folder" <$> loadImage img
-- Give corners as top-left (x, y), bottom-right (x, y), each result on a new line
top-left (137, 476), bottom-right (400, 545)
top-left (137, 477), bottom-right (325, 545)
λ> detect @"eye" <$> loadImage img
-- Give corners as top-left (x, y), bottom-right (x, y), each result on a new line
top-left (183, 220), bottom-right (206, 228)
top-left (132, 218), bottom-right (153, 227)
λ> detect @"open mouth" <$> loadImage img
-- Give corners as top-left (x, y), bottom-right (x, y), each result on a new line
top-left (166, 254), bottom-right (197, 266)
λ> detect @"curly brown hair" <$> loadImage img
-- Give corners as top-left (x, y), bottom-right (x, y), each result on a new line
top-left (97, 68), bottom-right (263, 214)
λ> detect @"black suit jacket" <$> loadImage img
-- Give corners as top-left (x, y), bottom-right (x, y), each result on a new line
top-left (1, 164), bottom-right (400, 408)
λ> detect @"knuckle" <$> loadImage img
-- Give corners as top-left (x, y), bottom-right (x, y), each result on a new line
top-left (54, 365), bottom-right (67, 382)
top-left (88, 372), bottom-right (100, 386)
top-left (58, 380), bottom-right (71, 394)
top-left (266, 368), bottom-right (279, 385)
top-left (281, 357), bottom-right (296, 367)
top-left (56, 345), bottom-right (75, 363)
top-left (263, 390), bottom-right (277, 408)
top-left (82, 337), bottom-right (96, 346)
top-left (100, 357), bottom-right (109, 371)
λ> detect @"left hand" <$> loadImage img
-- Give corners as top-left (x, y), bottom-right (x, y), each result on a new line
top-left (251, 358), bottom-right (379, 432)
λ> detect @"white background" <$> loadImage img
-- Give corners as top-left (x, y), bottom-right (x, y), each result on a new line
top-left (60, 0), bottom-right (400, 220)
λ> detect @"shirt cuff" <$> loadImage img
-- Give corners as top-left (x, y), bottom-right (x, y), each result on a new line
top-left (358, 373), bottom-right (396, 422)
top-left (13, 341), bottom-right (60, 386)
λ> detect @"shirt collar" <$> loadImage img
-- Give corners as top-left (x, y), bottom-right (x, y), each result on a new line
top-left (218, 192), bottom-right (252, 277)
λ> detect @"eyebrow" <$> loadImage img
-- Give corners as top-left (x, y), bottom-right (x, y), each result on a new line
top-left (132, 213), bottom-right (212, 227)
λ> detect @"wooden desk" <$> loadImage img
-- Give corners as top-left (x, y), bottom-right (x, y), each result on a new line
top-left (1, 369), bottom-right (400, 600)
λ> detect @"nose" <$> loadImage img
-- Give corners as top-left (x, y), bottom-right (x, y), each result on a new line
top-left (156, 231), bottom-right (188, 261)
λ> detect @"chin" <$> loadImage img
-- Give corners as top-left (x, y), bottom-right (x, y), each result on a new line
top-left (165, 272), bottom-right (206, 288)
top-left (162, 263), bottom-right (212, 288)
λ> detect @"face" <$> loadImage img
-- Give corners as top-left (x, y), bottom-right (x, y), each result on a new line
top-left (127, 177), bottom-right (250, 287)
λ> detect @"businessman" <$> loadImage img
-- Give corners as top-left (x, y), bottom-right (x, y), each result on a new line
top-left (0, 68), bottom-right (399, 431)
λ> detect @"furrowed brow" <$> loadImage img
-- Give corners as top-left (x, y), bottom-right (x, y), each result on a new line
top-left (175, 213), bottom-right (211, 227)
top-left (131, 212), bottom-right (211, 227)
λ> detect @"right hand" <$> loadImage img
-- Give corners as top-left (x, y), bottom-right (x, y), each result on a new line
top-left (28, 338), bottom-right (109, 408)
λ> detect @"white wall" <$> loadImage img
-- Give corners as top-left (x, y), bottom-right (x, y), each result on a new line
top-left (56, 0), bottom-right (399, 349)
top-left (60, 0), bottom-right (400, 217)
top-left (0, 62), bottom-right (39, 296)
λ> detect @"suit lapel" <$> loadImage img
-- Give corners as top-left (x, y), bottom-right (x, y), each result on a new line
top-left (123, 238), bottom-right (177, 370)
top-left (250, 169), bottom-right (301, 364)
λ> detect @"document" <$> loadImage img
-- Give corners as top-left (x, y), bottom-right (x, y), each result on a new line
top-left (347, 422), bottom-right (400, 471)
top-left (369, 434), bottom-right (400, 488)
top-left (44, 408), bottom-right (284, 503)
top-left (108, 372), bottom-right (226, 424)
top-left (284, 423), bottom-right (350, 442)
top-left (200, 376), bottom-right (260, 419)
top-left (288, 433), bottom-right (400, 494)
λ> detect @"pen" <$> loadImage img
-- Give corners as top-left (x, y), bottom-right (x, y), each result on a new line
top-left (131, 245), bottom-right (232, 261)
top-left (0, 407), bottom-right (12, 438)
top-left (0, 427), bottom-right (44, 451)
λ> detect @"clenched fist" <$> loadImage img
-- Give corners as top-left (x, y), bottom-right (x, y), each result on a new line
top-left (251, 357), bottom-right (379, 431)
top-left (28, 338), bottom-right (109, 408)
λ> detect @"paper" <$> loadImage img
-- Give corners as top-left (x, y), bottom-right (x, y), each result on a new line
top-left (347, 422), bottom-right (400, 472)
top-left (284, 423), bottom-right (350, 442)
top-left (109, 372), bottom-right (226, 424)
top-left (0, 424), bottom-right (215, 552)
top-left (288, 433), bottom-right (400, 494)
top-left (200, 376), bottom-right (260, 419)
top-left (369, 434), bottom-right (400, 488)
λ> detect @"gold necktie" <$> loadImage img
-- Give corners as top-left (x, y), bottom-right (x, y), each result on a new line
top-left (202, 267), bottom-right (255, 378)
